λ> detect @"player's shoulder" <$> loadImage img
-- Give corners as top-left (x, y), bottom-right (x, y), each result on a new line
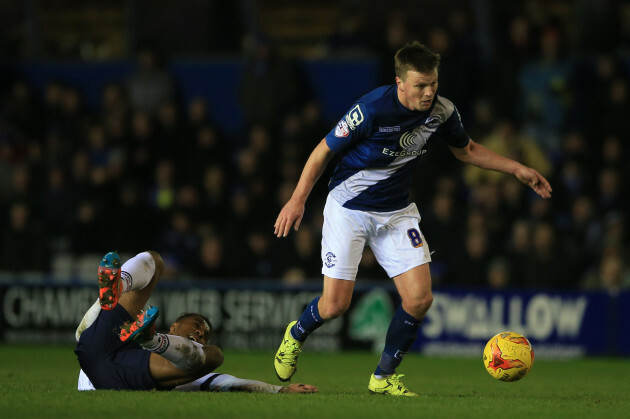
top-left (336, 85), bottom-right (395, 133)
top-left (434, 95), bottom-right (455, 111)
top-left (350, 85), bottom-right (398, 126)
top-left (355, 85), bottom-right (396, 112)
top-left (431, 95), bottom-right (459, 120)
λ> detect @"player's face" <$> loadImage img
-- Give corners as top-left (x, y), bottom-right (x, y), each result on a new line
top-left (169, 315), bottom-right (211, 344)
top-left (396, 68), bottom-right (438, 111)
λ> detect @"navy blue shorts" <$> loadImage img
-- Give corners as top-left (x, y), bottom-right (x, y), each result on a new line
top-left (75, 305), bottom-right (157, 390)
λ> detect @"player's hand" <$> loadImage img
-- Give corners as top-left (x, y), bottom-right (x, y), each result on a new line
top-left (274, 198), bottom-right (305, 237)
top-left (514, 166), bottom-right (552, 199)
top-left (279, 383), bottom-right (319, 393)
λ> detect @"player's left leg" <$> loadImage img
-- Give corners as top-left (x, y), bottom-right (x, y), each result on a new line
top-left (367, 203), bottom-right (432, 395)
top-left (368, 263), bottom-right (432, 396)
top-left (385, 263), bottom-right (433, 371)
top-left (275, 195), bottom-right (365, 382)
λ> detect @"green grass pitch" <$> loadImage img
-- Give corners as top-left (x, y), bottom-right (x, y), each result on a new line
top-left (1, 344), bottom-right (628, 418)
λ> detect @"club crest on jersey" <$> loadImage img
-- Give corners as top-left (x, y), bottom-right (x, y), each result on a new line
top-left (334, 119), bottom-right (350, 137)
top-left (399, 131), bottom-right (419, 149)
top-left (345, 105), bottom-right (364, 130)
top-left (324, 252), bottom-right (337, 268)
top-left (399, 126), bottom-right (429, 150)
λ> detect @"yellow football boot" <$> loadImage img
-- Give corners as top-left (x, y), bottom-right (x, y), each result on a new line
top-left (368, 373), bottom-right (418, 396)
top-left (274, 321), bottom-right (303, 381)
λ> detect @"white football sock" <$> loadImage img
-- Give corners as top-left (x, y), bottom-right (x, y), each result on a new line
top-left (75, 252), bottom-right (156, 341)
top-left (120, 251), bottom-right (155, 293)
top-left (139, 333), bottom-right (206, 371)
top-left (75, 298), bottom-right (100, 341)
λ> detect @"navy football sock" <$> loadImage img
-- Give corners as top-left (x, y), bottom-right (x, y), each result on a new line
top-left (374, 306), bottom-right (421, 376)
top-left (290, 297), bottom-right (324, 342)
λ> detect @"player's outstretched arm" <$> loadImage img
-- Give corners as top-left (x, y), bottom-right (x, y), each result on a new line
top-left (274, 138), bottom-right (335, 237)
top-left (175, 373), bottom-right (318, 393)
top-left (449, 139), bottom-right (552, 199)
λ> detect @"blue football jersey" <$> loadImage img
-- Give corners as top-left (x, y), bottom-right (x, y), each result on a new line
top-left (325, 85), bottom-right (469, 212)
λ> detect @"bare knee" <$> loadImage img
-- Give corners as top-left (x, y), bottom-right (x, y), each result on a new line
top-left (318, 297), bottom-right (351, 320)
top-left (403, 293), bottom-right (433, 319)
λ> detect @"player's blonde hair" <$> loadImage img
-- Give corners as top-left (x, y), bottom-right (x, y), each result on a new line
top-left (394, 41), bottom-right (441, 80)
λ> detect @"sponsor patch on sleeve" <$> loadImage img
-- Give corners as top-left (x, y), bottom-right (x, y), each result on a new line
top-left (334, 119), bottom-right (350, 137)
top-left (345, 104), bottom-right (364, 130)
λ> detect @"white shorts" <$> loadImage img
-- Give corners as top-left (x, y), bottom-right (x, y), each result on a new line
top-left (321, 195), bottom-right (432, 280)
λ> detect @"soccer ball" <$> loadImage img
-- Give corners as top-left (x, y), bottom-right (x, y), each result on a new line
top-left (482, 331), bottom-right (534, 382)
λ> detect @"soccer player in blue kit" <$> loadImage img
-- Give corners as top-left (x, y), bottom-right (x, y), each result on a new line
top-left (273, 41), bottom-right (552, 396)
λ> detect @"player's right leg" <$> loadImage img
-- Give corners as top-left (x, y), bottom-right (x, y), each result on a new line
top-left (274, 276), bottom-right (354, 381)
top-left (275, 195), bottom-right (364, 381)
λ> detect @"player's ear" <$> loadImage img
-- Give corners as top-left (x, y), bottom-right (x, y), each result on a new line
top-left (169, 322), bottom-right (178, 334)
top-left (395, 76), bottom-right (404, 91)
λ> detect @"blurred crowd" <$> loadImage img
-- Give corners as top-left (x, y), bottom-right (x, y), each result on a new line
top-left (0, 1), bottom-right (629, 292)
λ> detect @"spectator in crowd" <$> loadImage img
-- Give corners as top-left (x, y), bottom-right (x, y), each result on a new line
top-left (582, 250), bottom-right (630, 295)
top-left (111, 182), bottom-right (156, 254)
top-left (159, 211), bottom-right (200, 278)
top-left (505, 219), bottom-right (532, 288)
top-left (43, 166), bottom-right (73, 248)
top-left (484, 15), bottom-right (536, 121)
top-left (463, 120), bottom-right (552, 188)
top-left (419, 191), bottom-right (463, 284)
top-left (4, 79), bottom-right (42, 139)
top-left (155, 99), bottom-right (183, 162)
top-left (278, 224), bottom-right (321, 282)
top-left (127, 111), bottom-right (158, 186)
top-left (100, 82), bottom-right (129, 121)
top-left (374, 10), bottom-right (415, 86)
top-left (487, 258), bottom-right (511, 289)
top-left (238, 36), bottom-right (299, 131)
top-left (1, 202), bottom-right (49, 272)
top-left (200, 165), bottom-right (229, 220)
top-left (450, 229), bottom-right (493, 288)
top-left (194, 234), bottom-right (229, 279)
top-left (127, 45), bottom-right (174, 115)
top-left (519, 24), bottom-right (572, 151)
top-left (523, 222), bottom-right (574, 289)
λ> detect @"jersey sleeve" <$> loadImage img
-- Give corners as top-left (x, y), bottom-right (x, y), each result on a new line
top-left (436, 105), bottom-right (469, 148)
top-left (325, 103), bottom-right (372, 153)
